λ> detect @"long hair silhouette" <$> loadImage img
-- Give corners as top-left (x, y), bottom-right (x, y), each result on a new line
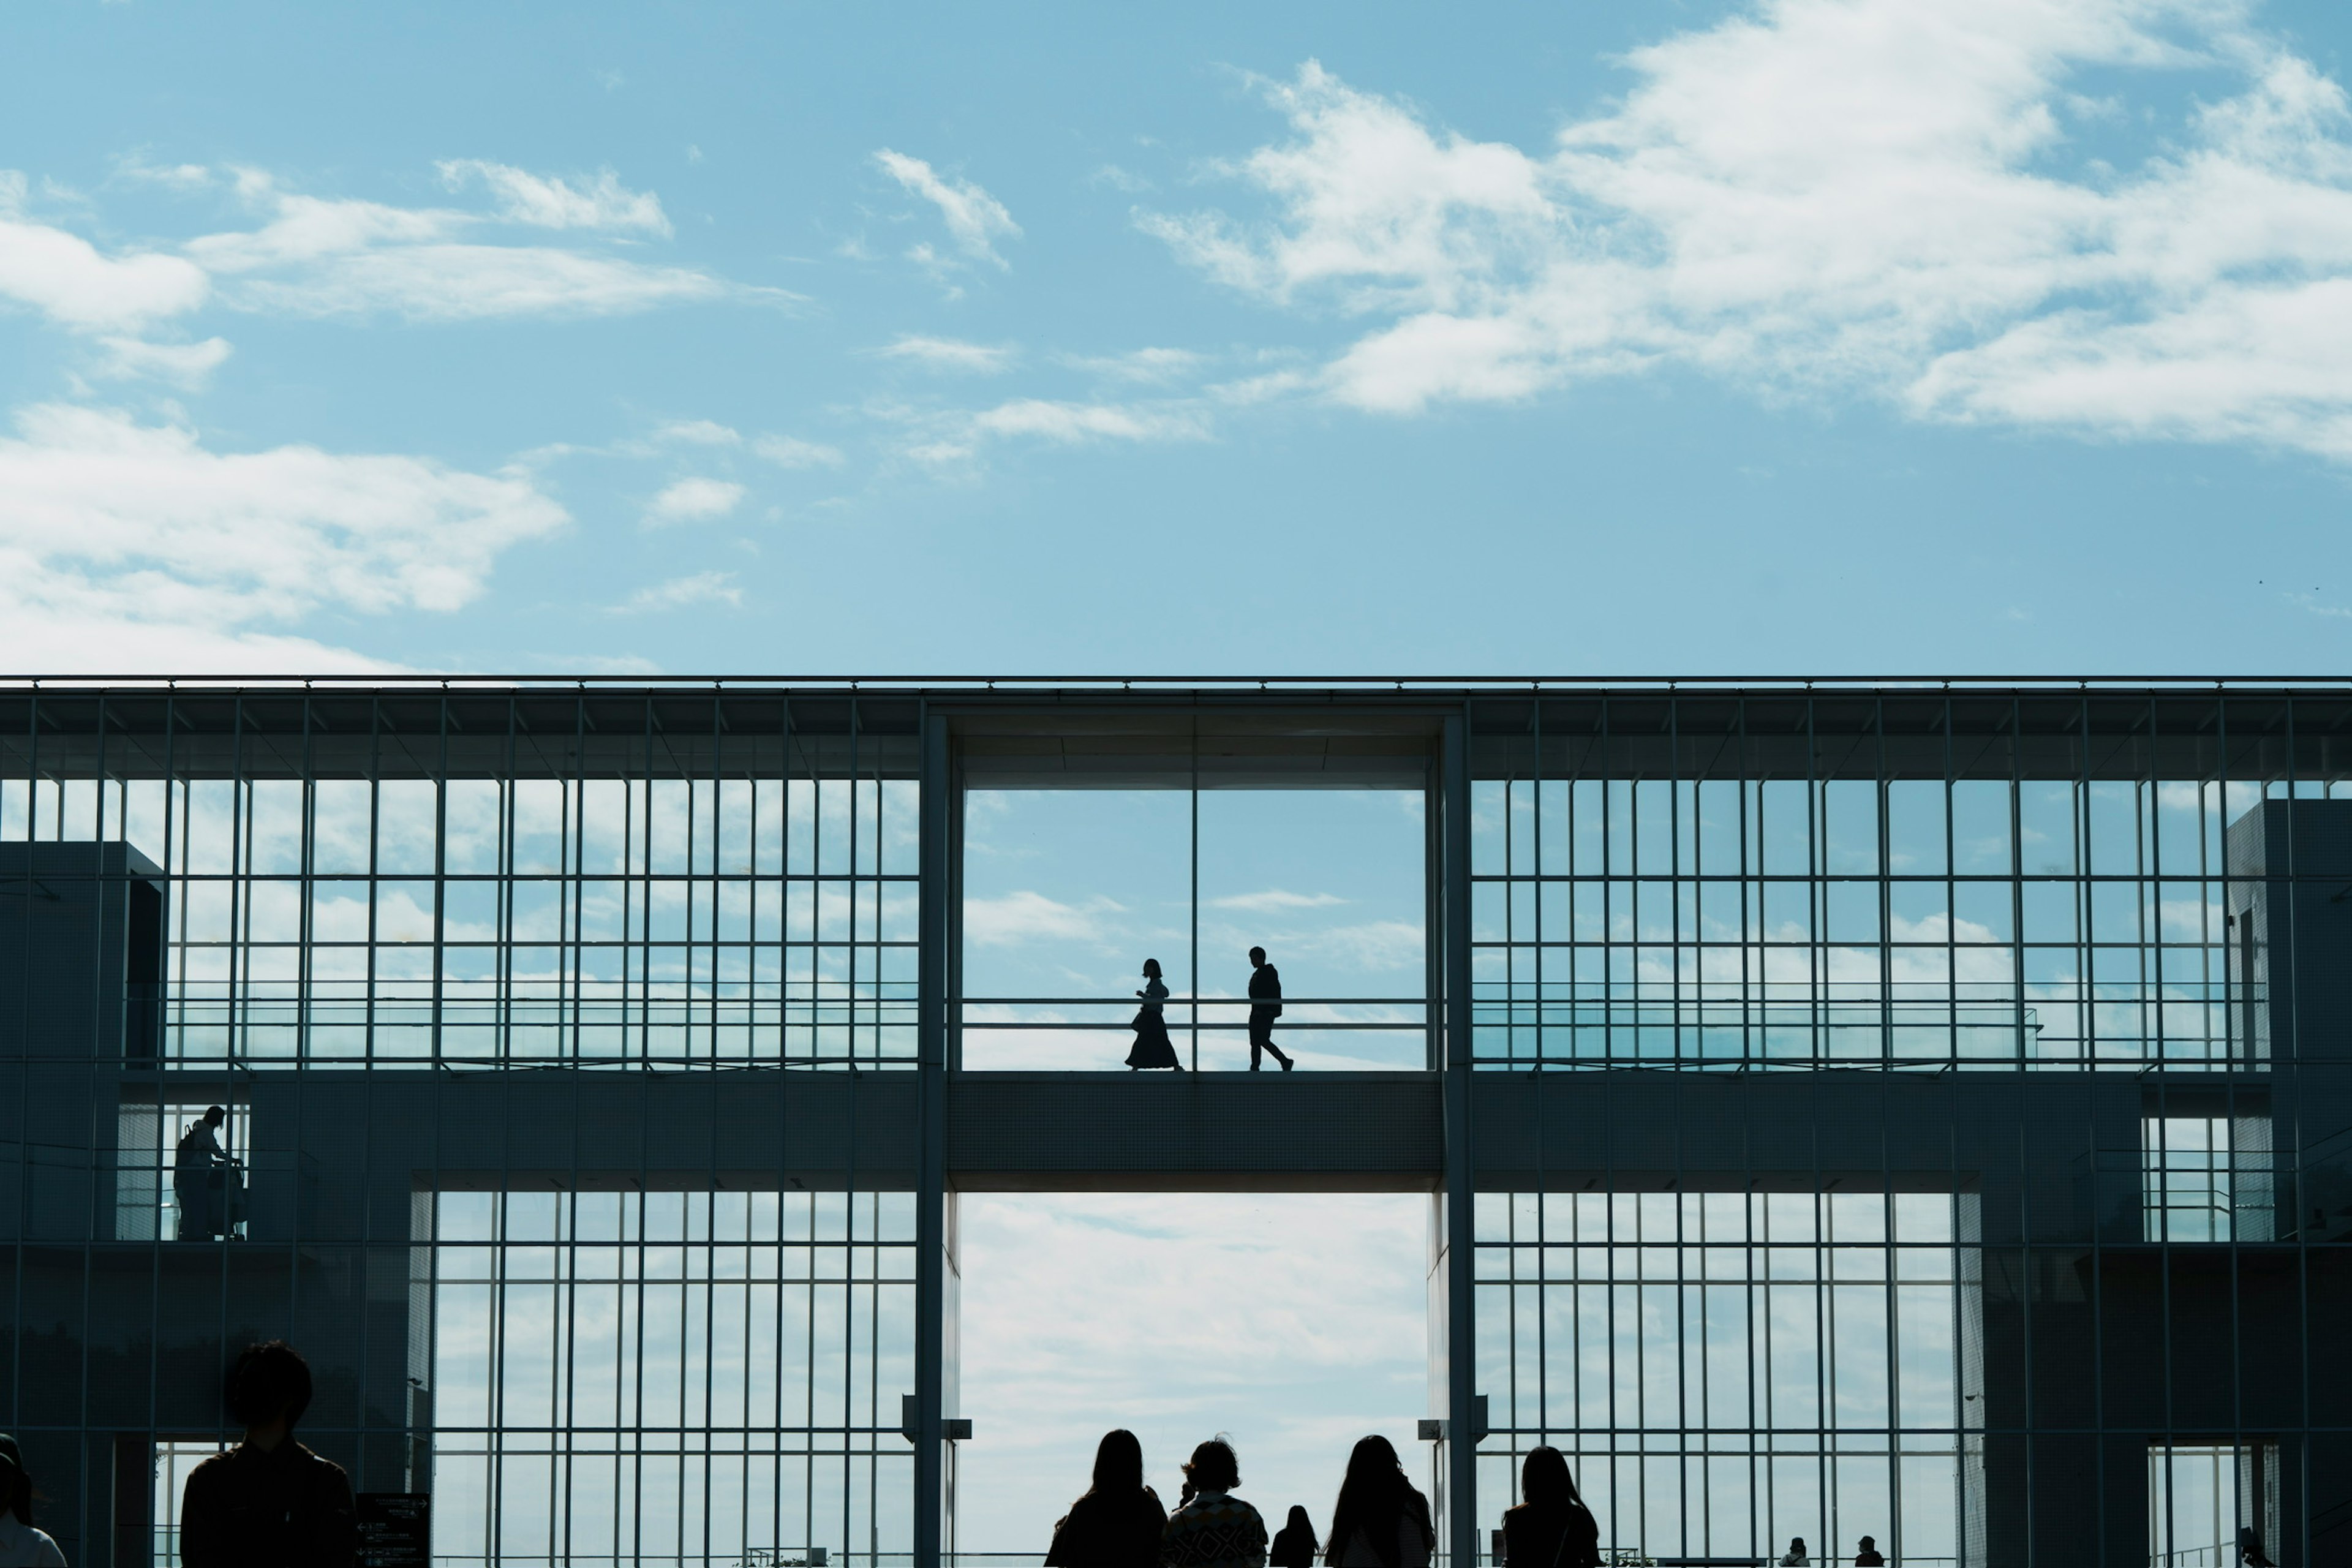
top-left (1519, 1446), bottom-right (1581, 1510)
top-left (1087, 1428), bottom-right (1146, 1496)
top-left (1324, 1434), bottom-right (1430, 1568)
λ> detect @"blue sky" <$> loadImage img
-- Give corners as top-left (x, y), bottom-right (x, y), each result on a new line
top-left (7, 0), bottom-right (2352, 674)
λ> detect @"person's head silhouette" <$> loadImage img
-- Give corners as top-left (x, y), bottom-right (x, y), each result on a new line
top-left (1183, 1438), bottom-right (1240, 1496)
top-left (200, 1105), bottom-right (225, 1129)
top-left (1520, 1445), bottom-right (1581, 1508)
top-left (1284, 1506), bottom-right (1313, 1536)
top-left (1087, 1429), bottom-right (1145, 1496)
top-left (1142, 959), bottom-right (1163, 981)
top-left (1249, 946), bottom-right (1267, 968)
top-left (227, 1340), bottom-right (313, 1447)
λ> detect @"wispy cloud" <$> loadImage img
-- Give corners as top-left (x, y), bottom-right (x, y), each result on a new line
top-left (969, 398), bottom-right (1208, 444)
top-left (881, 334), bottom-right (1017, 372)
top-left (615, 570), bottom-right (742, 613)
top-left (0, 401), bottom-right (565, 671)
top-left (963, 890), bottom-right (1125, 947)
top-left (905, 394), bottom-right (1211, 465)
top-left (92, 334), bottom-right (232, 388)
top-left (873, 149), bottom-right (1020, 268)
top-left (436, 159), bottom-right (671, 235)
top-left (751, 434), bottom-right (845, 468)
top-left (1142, 7), bottom-right (2352, 461)
top-left (644, 476), bottom-right (745, 524)
top-left (1208, 889), bottom-right (1347, 912)
top-left (1063, 346), bottom-right (1207, 383)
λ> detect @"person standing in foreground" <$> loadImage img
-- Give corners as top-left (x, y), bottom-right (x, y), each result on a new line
top-left (1048, 1429), bottom-right (1169, 1568)
top-left (1324, 1435), bottom-right (1433, 1568)
top-left (1161, 1439), bottom-right (1267, 1568)
top-left (1498, 1446), bottom-right (1600, 1568)
top-left (180, 1341), bottom-right (356, 1568)
top-left (0, 1442), bottom-right (64, 1567)
top-left (1246, 948), bottom-right (1294, 1072)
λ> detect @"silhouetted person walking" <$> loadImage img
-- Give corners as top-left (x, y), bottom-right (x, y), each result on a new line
top-left (0, 1439), bottom-right (64, 1566)
top-left (1498, 1445), bottom-right (1599, 1568)
top-left (1049, 1430), bottom-right (1169, 1568)
top-left (1126, 960), bottom-right (1183, 1071)
top-left (1246, 948), bottom-right (1293, 1072)
top-left (2241, 1524), bottom-right (2275, 1567)
top-left (175, 1105), bottom-right (233, 1240)
top-left (1852, 1536), bottom-right (1884, 1566)
top-left (1161, 1439), bottom-right (1266, 1568)
top-left (180, 1341), bottom-right (356, 1568)
top-left (1780, 1539), bottom-right (1809, 1566)
top-left (1325, 1436), bottom-right (1433, 1568)
top-left (1269, 1506), bottom-right (1317, 1568)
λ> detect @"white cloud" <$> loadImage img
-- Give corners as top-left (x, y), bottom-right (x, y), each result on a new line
top-left (436, 160), bottom-right (672, 235)
top-left (1065, 346), bottom-right (1208, 383)
top-left (963, 890), bottom-right (1125, 947)
top-left (1209, 889), bottom-right (1348, 912)
top-left (881, 334), bottom-right (1017, 372)
top-left (644, 476), bottom-right (745, 524)
top-left (93, 335), bottom-right (233, 388)
top-left (615, 570), bottom-right (742, 613)
top-left (873, 149), bottom-right (1021, 268)
top-left (1144, 7), bottom-right (2352, 459)
top-left (968, 398), bottom-right (1208, 445)
top-left (0, 172), bottom-right (210, 331)
top-left (751, 433), bottom-right (846, 468)
top-left (181, 175), bottom-right (774, 322)
top-left (0, 402), bottom-right (565, 671)
top-left (653, 418), bottom-right (742, 446)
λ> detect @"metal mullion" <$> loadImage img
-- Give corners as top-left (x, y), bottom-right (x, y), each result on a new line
top-left (1942, 699), bottom-right (1957, 1068)
top-left (1877, 696), bottom-right (1893, 1072)
top-left (432, 698), bottom-right (450, 1070)
top-left (499, 699), bottom-right (518, 1066)
top-left (366, 702), bottom-right (382, 1067)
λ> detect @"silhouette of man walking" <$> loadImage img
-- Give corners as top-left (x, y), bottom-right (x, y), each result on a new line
top-left (1246, 947), bottom-right (1294, 1072)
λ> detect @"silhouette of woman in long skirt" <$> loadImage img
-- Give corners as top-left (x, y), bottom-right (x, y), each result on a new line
top-left (1125, 958), bottom-right (1183, 1070)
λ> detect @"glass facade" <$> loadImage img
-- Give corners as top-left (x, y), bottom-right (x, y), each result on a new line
top-left (1, 684), bottom-right (2343, 1567)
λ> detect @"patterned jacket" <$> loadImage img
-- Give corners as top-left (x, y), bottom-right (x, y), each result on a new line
top-left (1161, 1490), bottom-right (1269, 1568)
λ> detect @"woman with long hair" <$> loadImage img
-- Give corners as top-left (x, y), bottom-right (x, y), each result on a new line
top-left (1269, 1505), bottom-right (1319, 1568)
top-left (1498, 1446), bottom-right (1599, 1568)
top-left (1125, 959), bottom-right (1182, 1071)
top-left (1323, 1435), bottom-right (1434, 1568)
top-left (1047, 1429), bottom-right (1167, 1568)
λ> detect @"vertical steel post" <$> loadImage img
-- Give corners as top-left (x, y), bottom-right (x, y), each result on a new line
top-left (916, 710), bottom-right (951, 1568)
top-left (1442, 711), bottom-right (1479, 1568)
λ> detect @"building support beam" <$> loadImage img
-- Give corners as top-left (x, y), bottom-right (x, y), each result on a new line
top-left (914, 710), bottom-right (951, 1568)
top-left (1442, 711), bottom-right (1480, 1568)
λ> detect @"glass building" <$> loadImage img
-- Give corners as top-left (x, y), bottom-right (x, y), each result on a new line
top-left (1, 680), bottom-right (2343, 1566)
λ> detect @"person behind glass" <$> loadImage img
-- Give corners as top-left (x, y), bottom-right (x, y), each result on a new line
top-left (1498, 1446), bottom-right (1599, 1568)
top-left (1160, 1438), bottom-right (1267, 1568)
top-left (1126, 959), bottom-right (1183, 1071)
top-left (1780, 1538), bottom-right (1809, 1566)
top-left (0, 1439), bottom-right (64, 1567)
top-left (2239, 1524), bottom-right (2275, 1567)
top-left (1324, 1435), bottom-right (1433, 1568)
top-left (1049, 1430), bottom-right (1169, 1568)
top-left (180, 1341), bottom-right (357, 1568)
top-left (1246, 948), bottom-right (1294, 1072)
top-left (1852, 1536), bottom-right (1883, 1566)
top-left (174, 1106), bottom-right (233, 1241)
top-left (1268, 1506), bottom-right (1318, 1568)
